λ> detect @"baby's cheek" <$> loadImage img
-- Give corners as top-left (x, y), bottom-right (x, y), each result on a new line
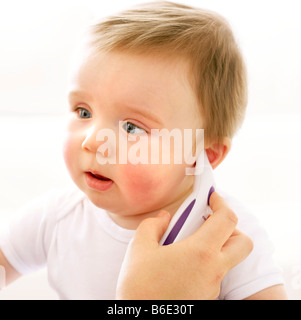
top-left (120, 164), bottom-right (164, 207)
top-left (62, 134), bottom-right (79, 177)
top-left (63, 136), bottom-right (74, 170)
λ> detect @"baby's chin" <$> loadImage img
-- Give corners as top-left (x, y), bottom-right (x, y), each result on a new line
top-left (85, 190), bottom-right (163, 219)
top-left (84, 190), bottom-right (119, 212)
top-left (83, 189), bottom-right (138, 214)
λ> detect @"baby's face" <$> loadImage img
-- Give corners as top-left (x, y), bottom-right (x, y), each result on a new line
top-left (64, 48), bottom-right (203, 228)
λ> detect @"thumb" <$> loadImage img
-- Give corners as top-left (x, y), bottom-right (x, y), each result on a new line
top-left (135, 210), bottom-right (171, 246)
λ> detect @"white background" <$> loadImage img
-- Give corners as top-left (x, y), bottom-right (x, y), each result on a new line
top-left (0, 0), bottom-right (300, 299)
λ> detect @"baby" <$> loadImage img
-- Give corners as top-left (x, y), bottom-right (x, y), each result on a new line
top-left (0, 1), bottom-right (285, 299)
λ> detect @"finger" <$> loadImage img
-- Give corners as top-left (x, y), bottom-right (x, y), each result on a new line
top-left (195, 192), bottom-right (238, 250)
top-left (221, 230), bottom-right (254, 270)
top-left (134, 211), bottom-right (171, 248)
top-left (209, 191), bottom-right (230, 213)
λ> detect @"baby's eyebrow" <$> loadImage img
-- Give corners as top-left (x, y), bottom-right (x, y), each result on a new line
top-left (121, 104), bottom-right (163, 126)
top-left (68, 90), bottom-right (91, 102)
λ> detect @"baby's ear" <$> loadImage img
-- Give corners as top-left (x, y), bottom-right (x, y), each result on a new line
top-left (205, 138), bottom-right (231, 169)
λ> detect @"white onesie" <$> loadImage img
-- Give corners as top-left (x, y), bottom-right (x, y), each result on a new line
top-left (0, 187), bottom-right (283, 299)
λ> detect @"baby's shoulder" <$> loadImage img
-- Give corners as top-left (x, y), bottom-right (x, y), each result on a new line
top-left (42, 186), bottom-right (87, 222)
top-left (19, 186), bottom-right (87, 228)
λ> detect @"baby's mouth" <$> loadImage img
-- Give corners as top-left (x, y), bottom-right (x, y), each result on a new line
top-left (85, 171), bottom-right (114, 192)
top-left (89, 171), bottom-right (112, 181)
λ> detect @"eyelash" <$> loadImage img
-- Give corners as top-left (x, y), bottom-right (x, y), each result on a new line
top-left (74, 107), bottom-right (92, 119)
top-left (122, 121), bottom-right (147, 135)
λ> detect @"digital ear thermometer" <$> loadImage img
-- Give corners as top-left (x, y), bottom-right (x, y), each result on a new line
top-left (159, 151), bottom-right (215, 245)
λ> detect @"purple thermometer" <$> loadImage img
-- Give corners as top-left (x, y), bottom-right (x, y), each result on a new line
top-left (159, 152), bottom-right (215, 245)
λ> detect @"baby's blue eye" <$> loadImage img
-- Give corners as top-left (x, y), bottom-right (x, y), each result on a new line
top-left (123, 122), bottom-right (147, 135)
top-left (77, 108), bottom-right (92, 119)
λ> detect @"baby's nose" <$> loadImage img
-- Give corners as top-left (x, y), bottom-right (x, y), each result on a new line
top-left (81, 125), bottom-right (98, 153)
top-left (81, 125), bottom-right (116, 160)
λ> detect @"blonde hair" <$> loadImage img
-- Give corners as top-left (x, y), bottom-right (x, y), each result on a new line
top-left (89, 1), bottom-right (248, 142)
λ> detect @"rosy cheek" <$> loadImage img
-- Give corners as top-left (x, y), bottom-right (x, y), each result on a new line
top-left (62, 134), bottom-right (77, 173)
top-left (120, 164), bottom-right (162, 206)
top-left (63, 137), bottom-right (71, 164)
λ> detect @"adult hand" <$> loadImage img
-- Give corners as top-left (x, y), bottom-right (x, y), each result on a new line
top-left (116, 192), bottom-right (253, 300)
